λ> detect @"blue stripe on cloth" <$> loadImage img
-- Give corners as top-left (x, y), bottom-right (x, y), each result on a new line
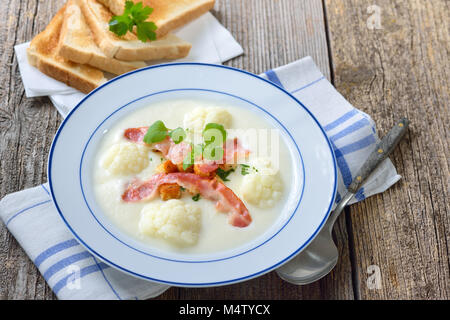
top-left (43, 251), bottom-right (92, 280)
top-left (35, 239), bottom-right (80, 267)
top-left (335, 191), bottom-right (342, 204)
top-left (355, 187), bottom-right (366, 201)
top-left (41, 184), bottom-right (50, 195)
top-left (336, 134), bottom-right (376, 157)
top-left (323, 110), bottom-right (358, 132)
top-left (93, 256), bottom-right (122, 300)
top-left (53, 262), bottom-right (110, 294)
top-left (264, 69), bottom-right (284, 88)
top-left (329, 118), bottom-right (371, 142)
top-left (41, 184), bottom-right (50, 196)
top-left (6, 200), bottom-right (52, 226)
top-left (290, 76), bottom-right (326, 94)
top-left (331, 142), bottom-right (353, 187)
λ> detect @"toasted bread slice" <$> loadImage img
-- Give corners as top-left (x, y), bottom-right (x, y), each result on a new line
top-left (60, 0), bottom-right (146, 75)
top-left (79, 0), bottom-right (192, 61)
top-left (98, 0), bottom-right (215, 38)
top-left (27, 5), bottom-right (106, 94)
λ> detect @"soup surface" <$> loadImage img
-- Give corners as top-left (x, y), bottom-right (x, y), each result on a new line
top-left (93, 99), bottom-right (294, 254)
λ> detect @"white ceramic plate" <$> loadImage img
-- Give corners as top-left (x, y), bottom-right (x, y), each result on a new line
top-left (48, 63), bottom-right (337, 287)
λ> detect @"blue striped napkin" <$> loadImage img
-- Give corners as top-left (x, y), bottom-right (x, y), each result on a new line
top-left (0, 57), bottom-right (400, 299)
top-left (261, 58), bottom-right (400, 205)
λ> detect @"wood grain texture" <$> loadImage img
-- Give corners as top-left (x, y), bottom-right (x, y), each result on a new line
top-left (0, 0), bottom-right (62, 300)
top-left (324, 0), bottom-right (449, 299)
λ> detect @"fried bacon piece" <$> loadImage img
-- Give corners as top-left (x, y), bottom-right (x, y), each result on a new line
top-left (123, 128), bottom-right (249, 168)
top-left (123, 127), bottom-right (147, 143)
top-left (124, 128), bottom-right (190, 165)
top-left (122, 173), bottom-right (252, 228)
top-left (194, 163), bottom-right (217, 178)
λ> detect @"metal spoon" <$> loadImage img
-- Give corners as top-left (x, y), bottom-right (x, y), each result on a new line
top-left (276, 118), bottom-right (409, 285)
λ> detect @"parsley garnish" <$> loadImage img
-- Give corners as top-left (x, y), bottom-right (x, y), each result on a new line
top-left (143, 120), bottom-right (169, 144)
top-left (169, 127), bottom-right (186, 144)
top-left (109, 1), bottom-right (157, 43)
top-left (143, 121), bottom-right (188, 145)
top-left (241, 164), bottom-right (250, 175)
top-left (192, 194), bottom-right (201, 201)
top-left (217, 167), bottom-right (235, 181)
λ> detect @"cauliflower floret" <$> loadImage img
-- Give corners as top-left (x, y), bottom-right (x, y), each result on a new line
top-left (241, 157), bottom-right (283, 208)
top-left (241, 174), bottom-right (283, 208)
top-left (204, 108), bottom-right (232, 128)
top-left (101, 142), bottom-right (149, 175)
top-left (138, 199), bottom-right (201, 246)
top-left (183, 107), bottom-right (206, 132)
top-left (183, 107), bottom-right (232, 132)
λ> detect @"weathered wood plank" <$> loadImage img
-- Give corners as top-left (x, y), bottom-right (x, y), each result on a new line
top-left (324, 0), bottom-right (449, 299)
top-left (0, 0), bottom-right (63, 300)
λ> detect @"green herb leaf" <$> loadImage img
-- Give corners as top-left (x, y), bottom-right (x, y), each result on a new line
top-left (169, 127), bottom-right (186, 144)
top-left (216, 167), bottom-right (235, 181)
top-left (136, 21), bottom-right (157, 42)
top-left (130, 2), bottom-right (153, 22)
top-left (109, 1), bottom-right (157, 42)
top-left (108, 17), bottom-right (131, 36)
top-left (192, 194), bottom-right (201, 201)
top-left (241, 164), bottom-right (250, 175)
top-left (143, 120), bottom-right (169, 144)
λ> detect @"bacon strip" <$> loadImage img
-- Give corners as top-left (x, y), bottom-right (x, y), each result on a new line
top-left (123, 127), bottom-right (148, 143)
top-left (124, 128), bottom-right (191, 165)
top-left (122, 173), bottom-right (252, 228)
top-left (224, 137), bottom-right (250, 167)
top-left (124, 127), bottom-right (249, 167)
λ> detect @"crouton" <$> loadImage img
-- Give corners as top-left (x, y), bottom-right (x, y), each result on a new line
top-left (218, 163), bottom-right (236, 171)
top-left (159, 183), bottom-right (182, 201)
top-left (194, 164), bottom-right (216, 178)
top-left (177, 163), bottom-right (194, 173)
top-left (156, 160), bottom-right (179, 174)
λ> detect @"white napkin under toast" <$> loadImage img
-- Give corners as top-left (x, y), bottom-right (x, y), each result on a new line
top-left (15, 12), bottom-right (244, 114)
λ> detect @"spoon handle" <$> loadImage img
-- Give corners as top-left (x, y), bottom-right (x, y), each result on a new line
top-left (347, 118), bottom-right (409, 194)
top-left (326, 118), bottom-right (409, 229)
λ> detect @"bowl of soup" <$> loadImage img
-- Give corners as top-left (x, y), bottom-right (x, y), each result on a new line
top-left (49, 63), bottom-right (337, 286)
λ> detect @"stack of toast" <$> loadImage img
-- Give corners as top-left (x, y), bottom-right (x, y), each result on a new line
top-left (27, 0), bottom-right (215, 93)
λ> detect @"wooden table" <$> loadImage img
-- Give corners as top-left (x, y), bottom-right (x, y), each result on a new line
top-left (0, 0), bottom-right (448, 300)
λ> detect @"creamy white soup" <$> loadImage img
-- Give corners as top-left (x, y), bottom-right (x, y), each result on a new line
top-left (93, 99), bottom-right (294, 254)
